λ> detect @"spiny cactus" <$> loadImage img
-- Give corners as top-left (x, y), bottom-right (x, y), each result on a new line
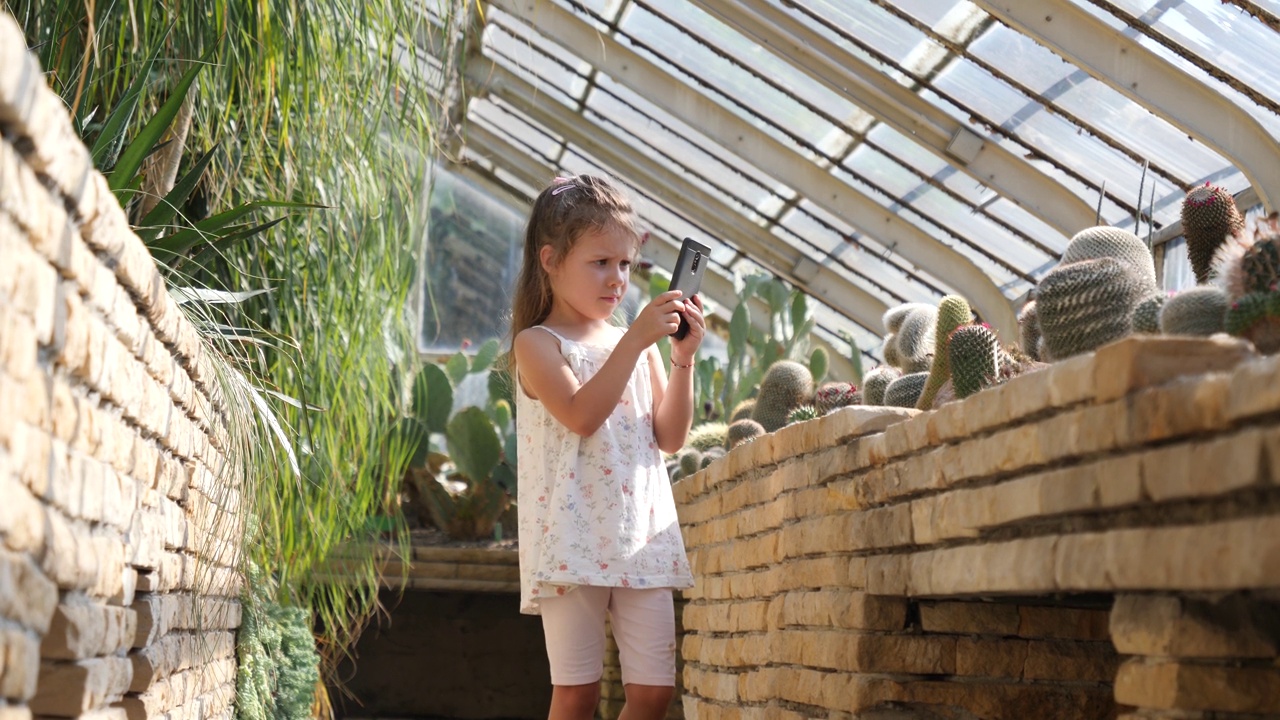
top-left (1060, 225), bottom-right (1158, 293)
top-left (808, 346), bottom-right (829, 384)
top-left (1240, 235), bottom-right (1280, 295)
top-left (893, 305), bottom-right (938, 373)
top-left (700, 447), bottom-right (725, 469)
top-left (882, 302), bottom-right (933, 334)
top-left (678, 450), bottom-right (704, 477)
top-left (882, 333), bottom-right (903, 369)
top-left (729, 398), bottom-right (756, 422)
top-left (1159, 286), bottom-right (1228, 337)
top-left (726, 418), bottom-right (766, 449)
top-left (1226, 291), bottom-right (1280, 354)
top-left (813, 381), bottom-right (859, 415)
top-left (917, 295), bottom-right (972, 410)
top-left (686, 422), bottom-right (729, 452)
top-left (1036, 257), bottom-right (1148, 360)
top-left (785, 405), bottom-right (820, 425)
top-left (1018, 300), bottom-right (1042, 361)
top-left (948, 324), bottom-right (1001, 399)
top-left (751, 360), bottom-right (815, 432)
top-left (883, 371), bottom-right (929, 408)
top-left (861, 366), bottom-right (902, 406)
top-left (1182, 183), bottom-right (1245, 284)
top-left (1131, 293), bottom-right (1168, 334)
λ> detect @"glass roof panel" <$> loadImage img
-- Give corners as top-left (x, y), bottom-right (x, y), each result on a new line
top-left (468, 99), bottom-right (563, 160)
top-left (803, 0), bottom-right (932, 64)
top-left (485, 13), bottom-right (591, 98)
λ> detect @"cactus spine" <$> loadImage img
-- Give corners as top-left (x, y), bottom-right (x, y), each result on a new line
top-left (1060, 226), bottom-right (1158, 293)
top-left (1159, 287), bottom-right (1228, 337)
top-left (726, 419), bottom-right (766, 449)
top-left (1036, 257), bottom-right (1148, 360)
top-left (751, 360), bottom-right (814, 432)
top-left (686, 422), bottom-right (729, 452)
top-left (948, 324), bottom-right (1000, 399)
top-left (1018, 300), bottom-right (1042, 361)
top-left (1130, 293), bottom-right (1168, 334)
top-left (893, 305), bottom-right (938, 373)
top-left (785, 405), bottom-right (820, 425)
top-left (862, 366), bottom-right (902, 406)
top-left (883, 371), bottom-right (929, 408)
top-left (917, 295), bottom-right (971, 410)
top-left (1182, 183), bottom-right (1245, 284)
top-left (814, 381), bottom-right (858, 415)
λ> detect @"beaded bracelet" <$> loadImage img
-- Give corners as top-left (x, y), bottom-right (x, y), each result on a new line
top-left (671, 358), bottom-right (695, 369)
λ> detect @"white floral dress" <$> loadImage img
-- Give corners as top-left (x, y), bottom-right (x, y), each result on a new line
top-left (515, 325), bottom-right (694, 615)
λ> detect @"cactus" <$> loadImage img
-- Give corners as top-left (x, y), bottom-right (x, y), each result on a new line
top-left (785, 405), bottom-right (820, 425)
top-left (686, 422), bottom-right (729, 452)
top-left (808, 346), bottom-right (829, 384)
top-left (1226, 291), bottom-right (1280, 354)
top-left (1036, 257), bottom-right (1148, 360)
top-left (882, 333), bottom-right (903, 369)
top-left (729, 398), bottom-right (756, 422)
top-left (1239, 235), bottom-right (1280, 296)
top-left (893, 305), bottom-right (938, 373)
top-left (948, 324), bottom-right (1001, 399)
top-left (727, 419), bottom-right (766, 449)
top-left (1130, 293), bottom-right (1168, 334)
top-left (1159, 286), bottom-right (1228, 337)
top-left (917, 295), bottom-right (972, 410)
top-left (1182, 183), bottom-right (1245, 284)
top-left (751, 360), bottom-right (815, 432)
top-left (1018, 300), bottom-right (1042, 360)
top-left (861, 366), bottom-right (902, 406)
top-left (814, 381), bottom-right (858, 415)
top-left (679, 449), bottom-right (704, 477)
top-left (1060, 225), bottom-right (1158, 293)
top-left (883, 371), bottom-right (929, 408)
top-left (882, 302), bottom-right (933, 334)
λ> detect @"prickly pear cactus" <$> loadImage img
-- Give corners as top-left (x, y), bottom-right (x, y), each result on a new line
top-left (1226, 291), bottom-right (1280, 354)
top-left (948, 324), bottom-right (1000, 399)
top-left (686, 422), bottom-right (729, 452)
top-left (1018, 300), bottom-right (1042, 361)
top-left (813, 381), bottom-right (858, 415)
top-left (1159, 286), bottom-right (1228, 337)
top-left (1036, 257), bottom-right (1148, 360)
top-left (883, 371), bottom-right (929, 408)
top-left (785, 405), bottom-right (820, 425)
top-left (1182, 183), bottom-right (1245, 284)
top-left (861, 366), bottom-right (902, 406)
top-left (808, 346), bottom-right (829, 385)
top-left (726, 418), bottom-right (766, 449)
top-left (1060, 226), bottom-right (1158, 293)
top-left (751, 360), bottom-right (814, 432)
top-left (918, 295), bottom-right (971, 410)
top-left (1130, 293), bottom-right (1168, 334)
top-left (893, 305), bottom-right (938, 373)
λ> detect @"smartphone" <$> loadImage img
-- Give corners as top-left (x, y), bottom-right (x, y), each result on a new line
top-left (667, 237), bottom-right (710, 340)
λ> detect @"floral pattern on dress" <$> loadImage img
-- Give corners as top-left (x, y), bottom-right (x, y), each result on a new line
top-left (515, 326), bottom-right (694, 615)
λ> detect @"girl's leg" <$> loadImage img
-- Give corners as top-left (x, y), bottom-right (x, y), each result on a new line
top-left (608, 588), bottom-right (678, 720)
top-left (540, 586), bottom-right (611, 720)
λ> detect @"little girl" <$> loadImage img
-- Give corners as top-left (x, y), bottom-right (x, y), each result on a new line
top-left (510, 174), bottom-right (704, 720)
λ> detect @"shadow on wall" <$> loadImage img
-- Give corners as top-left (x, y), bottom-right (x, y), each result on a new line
top-left (331, 591), bottom-right (552, 719)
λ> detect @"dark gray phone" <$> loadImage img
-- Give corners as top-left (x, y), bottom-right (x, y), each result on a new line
top-left (668, 237), bottom-right (710, 340)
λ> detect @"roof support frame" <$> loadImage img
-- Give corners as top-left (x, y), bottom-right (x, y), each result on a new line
top-left (691, 0), bottom-right (1095, 239)
top-left (973, 0), bottom-right (1280, 211)
top-left (486, 0), bottom-right (1017, 338)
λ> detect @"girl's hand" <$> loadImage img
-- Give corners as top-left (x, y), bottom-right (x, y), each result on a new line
top-left (627, 290), bottom-right (686, 347)
top-left (670, 294), bottom-right (706, 363)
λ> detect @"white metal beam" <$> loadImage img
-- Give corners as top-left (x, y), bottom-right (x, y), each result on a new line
top-left (974, 0), bottom-right (1280, 211)
top-left (692, 0), bottom-right (1093, 238)
top-left (485, 0), bottom-right (1017, 338)
top-left (465, 61), bottom-right (893, 335)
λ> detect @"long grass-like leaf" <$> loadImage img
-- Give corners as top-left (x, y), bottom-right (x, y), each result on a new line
top-left (107, 56), bottom-right (205, 193)
top-left (135, 142), bottom-right (221, 242)
top-left (88, 28), bottom-right (168, 167)
top-left (150, 202), bottom-right (322, 256)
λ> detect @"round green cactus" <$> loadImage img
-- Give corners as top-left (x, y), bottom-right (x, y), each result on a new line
top-left (686, 422), bottom-right (729, 452)
top-left (1060, 225), bottom-right (1158, 293)
top-left (785, 405), bottom-right (820, 425)
top-left (1182, 183), bottom-right (1245, 284)
top-left (917, 295), bottom-right (972, 410)
top-left (1130, 293), bottom-right (1168, 334)
top-left (1036, 257), bottom-right (1148, 360)
top-left (813, 381), bottom-right (858, 415)
top-left (726, 418), bottom-right (766, 449)
top-left (893, 305), bottom-right (938, 374)
top-left (1018, 300), bottom-right (1042, 360)
top-left (948, 324), bottom-right (1000, 399)
top-left (882, 333), bottom-right (903, 369)
top-left (729, 398), bottom-right (756, 422)
top-left (1226, 291), bottom-right (1280, 354)
top-left (882, 302), bottom-right (933, 334)
top-left (679, 449), bottom-right (704, 477)
top-left (861, 366), bottom-right (902, 406)
top-left (751, 360), bottom-right (815, 432)
top-left (1159, 286), bottom-right (1228, 337)
top-left (883, 371), bottom-right (929, 408)
top-left (1239, 236), bottom-right (1280, 296)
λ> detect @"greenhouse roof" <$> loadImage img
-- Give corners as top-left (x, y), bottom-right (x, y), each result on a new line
top-left (430, 0), bottom-right (1280, 362)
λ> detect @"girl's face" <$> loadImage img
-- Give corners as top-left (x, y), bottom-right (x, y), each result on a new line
top-left (541, 225), bottom-right (637, 323)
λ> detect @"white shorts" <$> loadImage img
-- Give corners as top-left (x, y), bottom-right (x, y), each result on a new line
top-left (538, 585), bottom-right (677, 687)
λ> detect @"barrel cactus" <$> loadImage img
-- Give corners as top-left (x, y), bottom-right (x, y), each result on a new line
top-left (729, 398), bottom-right (756, 422)
top-left (1182, 183), bottom-right (1245, 284)
top-left (700, 447), bottom-right (725, 469)
top-left (726, 418), bottom-right (766, 449)
top-left (917, 295), bottom-right (971, 410)
top-left (814, 381), bottom-right (859, 415)
top-left (1226, 291), bottom-right (1280, 354)
top-left (751, 360), bottom-right (814, 432)
top-left (1159, 286), bottom-right (1228, 337)
top-left (883, 302), bottom-right (933, 334)
top-left (949, 324), bottom-right (1001, 399)
top-left (686, 422), bottom-right (729, 452)
top-left (883, 371), bottom-right (929, 408)
top-left (785, 405), bottom-right (820, 425)
top-left (893, 305), bottom-right (938, 373)
top-left (882, 334), bottom-right (903, 369)
top-left (678, 449), bottom-right (704, 477)
top-left (1036, 257), bottom-right (1148, 360)
top-left (1018, 300), bottom-right (1042, 361)
top-left (1130, 293), bottom-right (1168, 334)
top-left (1060, 225), bottom-right (1158, 293)
top-left (862, 366), bottom-right (902, 406)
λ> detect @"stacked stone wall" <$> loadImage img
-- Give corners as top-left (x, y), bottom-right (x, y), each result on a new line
top-left (673, 335), bottom-right (1280, 719)
top-left (0, 15), bottom-right (241, 720)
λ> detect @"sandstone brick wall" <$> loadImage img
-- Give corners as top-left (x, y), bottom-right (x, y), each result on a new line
top-left (0, 14), bottom-right (242, 720)
top-left (674, 335), bottom-right (1280, 719)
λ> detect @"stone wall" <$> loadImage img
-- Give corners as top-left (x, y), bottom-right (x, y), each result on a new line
top-left (674, 335), bottom-right (1280, 719)
top-left (0, 14), bottom-right (241, 720)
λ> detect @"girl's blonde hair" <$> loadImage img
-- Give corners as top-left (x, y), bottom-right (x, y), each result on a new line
top-left (506, 174), bottom-right (640, 371)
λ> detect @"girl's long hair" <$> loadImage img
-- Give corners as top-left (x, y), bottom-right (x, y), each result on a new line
top-left (506, 174), bottom-right (640, 376)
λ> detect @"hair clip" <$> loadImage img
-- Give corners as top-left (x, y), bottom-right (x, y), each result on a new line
top-left (551, 183), bottom-right (576, 196)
